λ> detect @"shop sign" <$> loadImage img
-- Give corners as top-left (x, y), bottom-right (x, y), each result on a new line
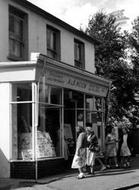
top-left (45, 69), bottom-right (108, 97)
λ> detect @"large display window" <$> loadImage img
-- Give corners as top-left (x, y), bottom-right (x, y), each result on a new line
top-left (11, 80), bottom-right (106, 161)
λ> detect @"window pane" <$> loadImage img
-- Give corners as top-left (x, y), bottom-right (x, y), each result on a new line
top-left (15, 18), bottom-right (23, 40)
top-left (38, 105), bottom-right (61, 158)
top-left (39, 76), bottom-right (49, 103)
top-left (86, 95), bottom-right (94, 111)
top-left (95, 97), bottom-right (102, 111)
top-left (9, 6), bottom-right (26, 59)
top-left (74, 40), bottom-right (84, 69)
top-left (47, 26), bottom-right (60, 60)
top-left (12, 83), bottom-right (32, 102)
top-left (50, 87), bottom-right (62, 105)
top-left (9, 15), bottom-right (14, 33)
top-left (12, 103), bottom-right (32, 160)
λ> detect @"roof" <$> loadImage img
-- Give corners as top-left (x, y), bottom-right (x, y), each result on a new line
top-left (12, 0), bottom-right (99, 44)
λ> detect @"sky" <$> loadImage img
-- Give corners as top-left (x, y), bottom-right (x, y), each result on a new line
top-left (28, 0), bottom-right (139, 31)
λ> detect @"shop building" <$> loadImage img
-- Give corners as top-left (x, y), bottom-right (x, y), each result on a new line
top-left (0, 0), bottom-right (111, 179)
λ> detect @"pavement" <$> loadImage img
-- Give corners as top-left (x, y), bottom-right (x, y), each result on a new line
top-left (0, 156), bottom-right (139, 190)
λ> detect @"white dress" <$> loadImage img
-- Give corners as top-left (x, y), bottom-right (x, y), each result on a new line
top-left (120, 134), bottom-right (131, 157)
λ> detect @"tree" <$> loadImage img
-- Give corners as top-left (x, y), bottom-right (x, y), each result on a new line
top-left (85, 11), bottom-right (138, 119)
top-left (129, 17), bottom-right (139, 83)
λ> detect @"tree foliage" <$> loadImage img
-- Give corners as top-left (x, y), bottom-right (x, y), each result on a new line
top-left (85, 11), bottom-right (138, 119)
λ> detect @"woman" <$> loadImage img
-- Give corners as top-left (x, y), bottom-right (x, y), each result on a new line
top-left (71, 126), bottom-right (87, 179)
top-left (105, 127), bottom-right (118, 168)
top-left (86, 123), bottom-right (99, 175)
top-left (120, 127), bottom-right (131, 167)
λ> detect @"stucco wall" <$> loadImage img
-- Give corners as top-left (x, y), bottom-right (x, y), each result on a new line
top-left (0, 0), bottom-right (9, 62)
top-left (0, 83), bottom-right (10, 178)
top-left (0, 0), bottom-right (96, 73)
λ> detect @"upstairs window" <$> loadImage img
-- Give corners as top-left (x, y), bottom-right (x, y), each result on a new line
top-left (9, 6), bottom-right (28, 60)
top-left (47, 25), bottom-right (60, 60)
top-left (74, 39), bottom-right (85, 69)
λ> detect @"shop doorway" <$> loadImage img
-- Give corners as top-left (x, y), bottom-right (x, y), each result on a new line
top-left (64, 90), bottom-right (84, 160)
top-left (64, 91), bottom-right (76, 157)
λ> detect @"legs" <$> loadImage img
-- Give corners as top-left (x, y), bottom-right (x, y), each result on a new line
top-left (96, 157), bottom-right (106, 171)
top-left (77, 167), bottom-right (86, 179)
top-left (113, 156), bottom-right (118, 167)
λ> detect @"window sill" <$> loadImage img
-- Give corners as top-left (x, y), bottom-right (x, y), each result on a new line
top-left (7, 55), bottom-right (25, 61)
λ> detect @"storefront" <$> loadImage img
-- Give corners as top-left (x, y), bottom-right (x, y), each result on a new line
top-left (0, 53), bottom-right (111, 179)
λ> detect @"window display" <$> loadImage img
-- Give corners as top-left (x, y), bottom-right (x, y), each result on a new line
top-left (38, 79), bottom-right (62, 158)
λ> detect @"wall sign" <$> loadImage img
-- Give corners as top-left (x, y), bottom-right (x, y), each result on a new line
top-left (45, 69), bottom-right (108, 97)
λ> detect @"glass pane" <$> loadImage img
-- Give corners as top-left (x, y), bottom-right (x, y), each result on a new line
top-left (38, 105), bottom-right (61, 158)
top-left (86, 95), bottom-right (94, 111)
top-left (77, 110), bottom-right (84, 127)
top-left (12, 103), bottom-right (32, 160)
top-left (14, 41), bottom-right (23, 57)
top-left (9, 15), bottom-right (14, 33)
top-left (50, 87), bottom-right (62, 105)
top-left (12, 83), bottom-right (32, 102)
top-left (39, 76), bottom-right (49, 103)
top-left (15, 18), bottom-right (23, 40)
top-left (95, 97), bottom-right (102, 111)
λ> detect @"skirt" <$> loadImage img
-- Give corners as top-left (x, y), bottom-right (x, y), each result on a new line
top-left (120, 142), bottom-right (131, 157)
top-left (86, 148), bottom-right (96, 166)
top-left (105, 143), bottom-right (117, 157)
top-left (71, 148), bottom-right (86, 169)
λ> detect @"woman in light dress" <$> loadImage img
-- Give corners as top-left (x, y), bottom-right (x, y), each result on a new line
top-left (105, 127), bottom-right (118, 168)
top-left (71, 126), bottom-right (87, 179)
top-left (120, 127), bottom-right (131, 167)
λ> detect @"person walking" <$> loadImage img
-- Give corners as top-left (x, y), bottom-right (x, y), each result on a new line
top-left (71, 126), bottom-right (87, 179)
top-left (86, 123), bottom-right (99, 175)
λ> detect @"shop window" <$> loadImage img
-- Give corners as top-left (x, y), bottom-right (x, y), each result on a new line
top-left (9, 6), bottom-right (28, 61)
top-left (11, 83), bottom-right (32, 160)
top-left (38, 106), bottom-right (61, 158)
top-left (47, 25), bottom-right (60, 60)
top-left (74, 39), bottom-right (85, 69)
top-left (12, 83), bottom-right (32, 101)
top-left (38, 85), bottom-right (62, 158)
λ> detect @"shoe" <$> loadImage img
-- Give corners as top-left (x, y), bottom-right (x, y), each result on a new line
top-left (100, 165), bottom-right (106, 171)
top-left (77, 173), bottom-right (86, 179)
top-left (106, 165), bottom-right (110, 169)
top-left (115, 164), bottom-right (119, 168)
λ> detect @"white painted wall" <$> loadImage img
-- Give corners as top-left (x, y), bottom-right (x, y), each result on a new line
top-left (0, 0), bottom-right (96, 73)
top-left (0, 0), bottom-right (9, 62)
top-left (0, 83), bottom-right (10, 178)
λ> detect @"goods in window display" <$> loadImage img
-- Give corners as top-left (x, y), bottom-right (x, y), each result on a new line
top-left (19, 131), bottom-right (56, 160)
top-left (37, 131), bottom-right (56, 158)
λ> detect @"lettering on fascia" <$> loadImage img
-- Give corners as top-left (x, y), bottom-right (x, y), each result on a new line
top-left (67, 78), bottom-right (87, 89)
top-left (46, 70), bottom-right (64, 84)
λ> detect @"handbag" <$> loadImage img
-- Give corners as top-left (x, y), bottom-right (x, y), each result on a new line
top-left (89, 144), bottom-right (100, 152)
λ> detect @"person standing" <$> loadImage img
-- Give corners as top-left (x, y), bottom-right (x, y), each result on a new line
top-left (71, 126), bottom-right (87, 179)
top-left (105, 126), bottom-right (118, 168)
top-left (120, 127), bottom-right (131, 167)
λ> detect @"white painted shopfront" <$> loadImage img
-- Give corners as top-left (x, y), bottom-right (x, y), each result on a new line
top-left (0, 53), bottom-right (110, 179)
